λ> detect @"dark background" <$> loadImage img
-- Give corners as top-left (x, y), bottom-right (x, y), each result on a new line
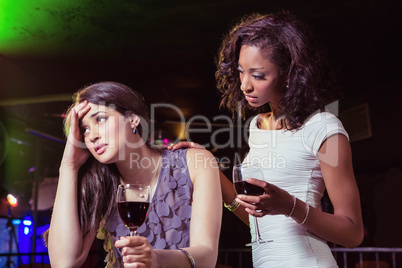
top-left (0, 0), bottom-right (401, 265)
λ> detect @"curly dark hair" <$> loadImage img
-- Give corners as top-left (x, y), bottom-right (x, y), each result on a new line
top-left (215, 11), bottom-right (339, 130)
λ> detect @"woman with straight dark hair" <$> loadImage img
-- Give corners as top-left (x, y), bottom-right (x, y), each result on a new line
top-left (45, 81), bottom-right (222, 267)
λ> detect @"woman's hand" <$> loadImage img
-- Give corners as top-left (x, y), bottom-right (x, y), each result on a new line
top-left (235, 178), bottom-right (294, 218)
top-left (60, 101), bottom-right (92, 170)
top-left (115, 236), bottom-right (153, 267)
top-left (166, 141), bottom-right (205, 150)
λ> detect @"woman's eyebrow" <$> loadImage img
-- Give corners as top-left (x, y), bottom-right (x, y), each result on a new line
top-left (80, 111), bottom-right (105, 126)
top-left (90, 111), bottom-right (106, 118)
top-left (249, 67), bottom-right (264, 71)
top-left (237, 64), bottom-right (264, 71)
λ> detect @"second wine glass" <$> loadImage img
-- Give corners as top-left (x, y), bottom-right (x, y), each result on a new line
top-left (117, 184), bottom-right (151, 237)
top-left (233, 163), bottom-right (273, 246)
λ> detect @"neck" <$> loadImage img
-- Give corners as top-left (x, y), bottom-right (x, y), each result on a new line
top-left (116, 145), bottom-right (162, 186)
top-left (258, 102), bottom-right (285, 130)
top-left (268, 102), bottom-right (282, 121)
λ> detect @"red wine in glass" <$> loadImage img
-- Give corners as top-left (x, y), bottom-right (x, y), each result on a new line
top-left (117, 184), bottom-right (151, 236)
top-left (118, 201), bottom-right (150, 231)
top-left (233, 163), bottom-right (273, 245)
top-left (234, 181), bottom-right (264, 196)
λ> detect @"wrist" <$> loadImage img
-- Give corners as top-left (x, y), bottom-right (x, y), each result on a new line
top-left (179, 249), bottom-right (195, 268)
top-left (59, 162), bottom-right (81, 173)
top-left (285, 195), bottom-right (296, 217)
top-left (224, 198), bottom-right (240, 212)
top-left (289, 198), bottom-right (310, 225)
top-left (151, 249), bottom-right (159, 268)
top-left (222, 192), bottom-right (237, 206)
top-left (299, 203), bottom-right (310, 225)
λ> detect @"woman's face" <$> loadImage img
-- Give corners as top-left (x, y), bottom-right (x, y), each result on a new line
top-left (80, 103), bottom-right (133, 164)
top-left (238, 45), bottom-right (284, 108)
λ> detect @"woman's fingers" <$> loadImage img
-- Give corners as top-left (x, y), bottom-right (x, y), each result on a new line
top-left (115, 237), bottom-right (152, 266)
top-left (115, 236), bottom-right (152, 255)
top-left (69, 101), bottom-right (91, 138)
top-left (73, 100), bottom-right (91, 118)
top-left (69, 101), bottom-right (90, 132)
top-left (61, 101), bottom-right (92, 168)
top-left (246, 178), bottom-right (269, 188)
top-left (236, 196), bottom-right (268, 217)
top-left (67, 110), bottom-right (84, 144)
top-left (236, 179), bottom-right (273, 216)
top-left (166, 141), bottom-right (205, 150)
top-left (238, 179), bottom-right (292, 216)
top-left (115, 236), bottom-right (146, 248)
top-left (236, 195), bottom-right (259, 209)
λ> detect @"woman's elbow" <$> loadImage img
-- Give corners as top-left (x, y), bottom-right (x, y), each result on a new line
top-left (49, 256), bottom-right (86, 268)
top-left (344, 228), bottom-right (364, 249)
top-left (205, 247), bottom-right (219, 267)
top-left (49, 259), bottom-right (79, 268)
top-left (48, 249), bottom-right (87, 268)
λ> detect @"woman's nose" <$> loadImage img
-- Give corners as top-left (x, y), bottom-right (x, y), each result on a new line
top-left (88, 128), bottom-right (100, 142)
top-left (241, 80), bottom-right (253, 93)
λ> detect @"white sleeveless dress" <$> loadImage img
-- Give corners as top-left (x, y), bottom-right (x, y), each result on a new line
top-left (244, 111), bottom-right (347, 268)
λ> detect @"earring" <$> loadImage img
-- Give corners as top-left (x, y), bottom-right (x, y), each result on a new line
top-left (133, 126), bottom-right (138, 134)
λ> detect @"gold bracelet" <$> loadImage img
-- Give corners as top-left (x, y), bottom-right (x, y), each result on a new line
top-left (224, 198), bottom-right (240, 212)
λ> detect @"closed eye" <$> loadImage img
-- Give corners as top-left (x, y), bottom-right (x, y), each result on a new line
top-left (252, 74), bottom-right (265, 80)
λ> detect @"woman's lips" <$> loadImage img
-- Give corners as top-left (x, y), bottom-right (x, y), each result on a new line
top-left (245, 95), bottom-right (257, 102)
top-left (94, 144), bottom-right (107, 154)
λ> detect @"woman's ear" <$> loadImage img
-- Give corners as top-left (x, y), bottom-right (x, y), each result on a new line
top-left (282, 77), bottom-right (289, 90)
top-left (128, 113), bottom-right (140, 130)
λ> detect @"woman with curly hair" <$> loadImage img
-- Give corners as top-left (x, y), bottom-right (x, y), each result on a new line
top-left (171, 11), bottom-right (363, 267)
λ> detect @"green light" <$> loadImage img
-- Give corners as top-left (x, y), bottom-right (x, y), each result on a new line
top-left (0, 0), bottom-right (104, 55)
top-left (0, 0), bottom-right (63, 54)
top-left (0, 0), bottom-right (150, 56)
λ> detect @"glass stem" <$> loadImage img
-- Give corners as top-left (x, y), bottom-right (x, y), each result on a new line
top-left (254, 216), bottom-right (262, 240)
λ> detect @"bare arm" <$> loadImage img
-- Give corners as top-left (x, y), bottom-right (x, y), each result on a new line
top-left (168, 141), bottom-right (249, 225)
top-left (47, 102), bottom-right (96, 267)
top-left (154, 149), bottom-right (223, 267)
top-left (48, 166), bottom-right (97, 267)
top-left (179, 148), bottom-right (222, 267)
top-left (306, 134), bottom-right (364, 247)
top-left (237, 134), bottom-right (364, 248)
top-left (219, 170), bottom-right (250, 225)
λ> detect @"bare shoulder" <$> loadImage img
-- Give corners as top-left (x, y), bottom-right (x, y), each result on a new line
top-left (185, 149), bottom-right (219, 184)
top-left (185, 148), bottom-right (218, 170)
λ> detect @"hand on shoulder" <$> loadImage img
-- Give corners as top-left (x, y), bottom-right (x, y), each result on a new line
top-left (166, 141), bottom-right (206, 150)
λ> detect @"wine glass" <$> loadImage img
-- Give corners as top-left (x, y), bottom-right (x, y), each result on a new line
top-left (233, 163), bottom-right (273, 246)
top-left (117, 184), bottom-right (151, 237)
